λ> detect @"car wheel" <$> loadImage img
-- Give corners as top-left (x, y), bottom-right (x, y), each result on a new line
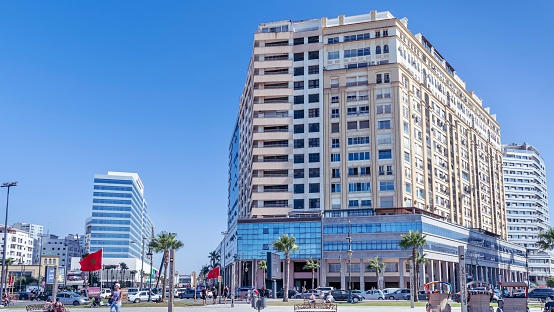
top-left (134, 299), bottom-right (140, 303)
top-left (352, 297), bottom-right (359, 303)
top-left (73, 301), bottom-right (80, 306)
top-left (378, 297), bottom-right (383, 300)
top-left (389, 296), bottom-right (395, 300)
top-left (179, 295), bottom-right (183, 299)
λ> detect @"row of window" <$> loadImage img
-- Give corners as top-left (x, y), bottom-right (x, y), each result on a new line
top-left (330, 120), bottom-right (391, 133)
top-left (294, 94), bottom-right (320, 104)
top-left (328, 45), bottom-right (389, 59)
top-left (293, 51), bottom-right (319, 61)
top-left (329, 181), bottom-right (394, 193)
top-left (330, 150), bottom-right (392, 162)
top-left (327, 30), bottom-right (389, 44)
top-left (293, 80), bottom-right (319, 90)
top-left (293, 108), bottom-right (320, 119)
top-left (294, 65), bottom-right (320, 76)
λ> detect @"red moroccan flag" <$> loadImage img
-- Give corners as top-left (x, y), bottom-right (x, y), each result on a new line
top-left (206, 267), bottom-right (220, 279)
top-left (79, 249), bottom-right (103, 272)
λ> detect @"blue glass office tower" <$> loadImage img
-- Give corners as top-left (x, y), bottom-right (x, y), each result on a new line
top-left (86, 172), bottom-right (153, 259)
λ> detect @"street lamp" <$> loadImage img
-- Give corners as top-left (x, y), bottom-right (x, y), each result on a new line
top-left (346, 219), bottom-right (353, 303)
top-left (147, 249), bottom-right (153, 302)
top-left (220, 231), bottom-right (228, 304)
top-left (0, 181), bottom-right (17, 305)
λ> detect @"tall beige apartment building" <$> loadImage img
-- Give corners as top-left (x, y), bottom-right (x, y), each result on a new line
top-left (236, 10), bottom-right (505, 237)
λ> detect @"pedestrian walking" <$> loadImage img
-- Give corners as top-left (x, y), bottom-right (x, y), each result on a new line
top-left (110, 283), bottom-right (122, 312)
top-left (247, 289), bottom-right (252, 303)
top-left (212, 287), bottom-right (218, 304)
top-left (201, 287), bottom-right (207, 306)
top-left (223, 286), bottom-right (229, 304)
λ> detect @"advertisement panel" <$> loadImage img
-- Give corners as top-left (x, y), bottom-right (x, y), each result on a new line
top-left (46, 267), bottom-right (55, 284)
top-left (266, 252), bottom-right (281, 280)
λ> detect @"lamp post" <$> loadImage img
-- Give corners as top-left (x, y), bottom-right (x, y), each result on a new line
top-left (220, 231), bottom-right (227, 304)
top-left (0, 181), bottom-right (17, 305)
top-left (140, 237), bottom-right (145, 289)
top-left (526, 249), bottom-right (530, 286)
top-left (147, 249), bottom-right (153, 302)
top-left (346, 220), bottom-right (353, 303)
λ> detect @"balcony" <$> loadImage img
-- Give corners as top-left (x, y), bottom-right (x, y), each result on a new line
top-left (330, 83), bottom-right (339, 88)
top-left (254, 59), bottom-right (293, 69)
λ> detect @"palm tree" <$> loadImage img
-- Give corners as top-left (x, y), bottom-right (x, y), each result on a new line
top-left (119, 262), bottom-right (128, 286)
top-left (409, 252), bottom-right (428, 294)
top-left (200, 264), bottom-right (210, 280)
top-left (367, 257), bottom-right (386, 289)
top-left (148, 232), bottom-right (184, 302)
top-left (208, 251), bottom-right (220, 269)
top-left (302, 258), bottom-right (320, 289)
top-left (129, 270), bottom-right (138, 287)
top-left (258, 260), bottom-right (267, 288)
top-left (399, 230), bottom-right (427, 302)
top-left (538, 227), bottom-right (554, 250)
top-left (272, 234), bottom-right (300, 302)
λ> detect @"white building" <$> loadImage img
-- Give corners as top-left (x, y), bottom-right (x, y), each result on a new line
top-left (12, 222), bottom-right (43, 239)
top-left (503, 143), bottom-right (551, 285)
top-left (0, 226), bottom-right (34, 264)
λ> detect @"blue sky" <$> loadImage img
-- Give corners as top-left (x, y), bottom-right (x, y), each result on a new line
top-left (0, 1), bottom-right (553, 274)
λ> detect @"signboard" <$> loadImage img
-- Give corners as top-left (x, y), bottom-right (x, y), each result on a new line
top-left (46, 267), bottom-right (55, 284)
top-left (266, 252), bottom-right (281, 280)
top-left (58, 267), bottom-right (65, 284)
top-left (88, 287), bottom-right (101, 298)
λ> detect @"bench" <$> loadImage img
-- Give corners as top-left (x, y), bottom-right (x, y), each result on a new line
top-left (293, 302), bottom-right (337, 312)
top-left (26, 303), bottom-right (70, 312)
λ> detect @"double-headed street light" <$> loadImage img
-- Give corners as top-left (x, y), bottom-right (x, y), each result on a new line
top-left (0, 182), bottom-right (17, 306)
top-left (346, 219), bottom-right (353, 303)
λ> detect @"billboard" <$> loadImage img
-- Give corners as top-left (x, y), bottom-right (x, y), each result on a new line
top-left (266, 252), bottom-right (281, 280)
top-left (46, 267), bottom-right (55, 284)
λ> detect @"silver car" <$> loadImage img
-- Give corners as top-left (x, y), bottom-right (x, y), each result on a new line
top-left (49, 292), bottom-right (90, 306)
top-left (362, 289), bottom-right (385, 300)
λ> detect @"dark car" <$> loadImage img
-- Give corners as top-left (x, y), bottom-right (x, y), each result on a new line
top-left (276, 289), bottom-right (299, 299)
top-left (403, 290), bottom-right (427, 301)
top-left (178, 289), bottom-right (202, 299)
top-left (19, 292), bottom-right (36, 300)
top-left (330, 290), bottom-right (363, 303)
top-left (37, 292), bottom-right (52, 301)
top-left (529, 288), bottom-right (554, 300)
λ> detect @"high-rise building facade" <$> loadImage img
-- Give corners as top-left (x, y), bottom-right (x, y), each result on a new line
top-left (225, 10), bottom-right (525, 292)
top-left (12, 222), bottom-right (43, 239)
top-left (0, 226), bottom-right (33, 264)
top-left (86, 171), bottom-right (154, 259)
top-left (502, 143), bottom-right (551, 285)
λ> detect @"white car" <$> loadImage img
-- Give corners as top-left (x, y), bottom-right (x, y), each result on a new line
top-left (128, 291), bottom-right (161, 303)
top-left (382, 288), bottom-right (400, 295)
top-left (100, 288), bottom-right (112, 299)
top-left (362, 289), bottom-right (385, 300)
top-left (48, 292), bottom-right (90, 306)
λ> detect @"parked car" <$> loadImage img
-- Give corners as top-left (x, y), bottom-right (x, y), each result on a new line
top-left (528, 288), bottom-right (554, 300)
top-left (382, 288), bottom-right (400, 295)
top-left (362, 289), bottom-right (385, 300)
top-left (37, 292), bottom-right (52, 301)
top-left (330, 290), bottom-right (363, 303)
top-left (127, 288), bottom-right (139, 295)
top-left (100, 288), bottom-right (112, 299)
top-left (315, 286), bottom-right (335, 297)
top-left (277, 289), bottom-right (299, 299)
top-left (294, 289), bottom-right (323, 299)
top-left (403, 290), bottom-right (428, 301)
top-left (18, 292), bottom-right (36, 300)
top-left (386, 288), bottom-right (411, 300)
top-left (235, 286), bottom-right (254, 299)
top-left (128, 291), bottom-right (161, 303)
top-left (178, 289), bottom-right (202, 299)
top-left (48, 292), bottom-right (90, 306)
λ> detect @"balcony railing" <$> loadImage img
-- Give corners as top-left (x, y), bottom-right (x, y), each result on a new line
top-left (254, 158), bottom-right (290, 162)
top-left (260, 129), bottom-right (290, 133)
top-left (254, 113), bottom-right (290, 118)
top-left (262, 144), bottom-right (289, 148)
top-left (346, 81), bottom-right (357, 86)
top-left (262, 203), bottom-right (290, 208)
top-left (330, 83), bottom-right (339, 88)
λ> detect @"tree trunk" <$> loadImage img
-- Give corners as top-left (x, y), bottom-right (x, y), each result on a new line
top-left (311, 269), bottom-right (314, 289)
top-left (412, 248), bottom-right (418, 302)
top-left (376, 271), bottom-right (379, 289)
top-left (283, 253), bottom-right (289, 302)
top-left (161, 251), bottom-right (169, 302)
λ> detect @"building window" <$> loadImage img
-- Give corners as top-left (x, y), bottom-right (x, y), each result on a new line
top-left (331, 109), bottom-right (340, 118)
top-left (309, 168), bottom-right (320, 178)
top-left (309, 123), bottom-right (320, 132)
top-left (361, 200), bottom-right (372, 207)
top-left (406, 183), bottom-right (412, 194)
top-left (376, 46), bottom-right (381, 54)
top-left (308, 51), bottom-right (319, 60)
top-left (309, 138), bottom-right (320, 147)
top-left (308, 65), bottom-right (319, 75)
top-left (294, 81), bottom-right (304, 90)
top-left (347, 121), bottom-right (357, 130)
top-left (294, 169), bottom-right (304, 179)
top-left (294, 124), bottom-right (304, 133)
top-left (308, 36), bottom-right (319, 43)
top-left (331, 184), bottom-right (341, 193)
top-left (404, 152), bottom-right (410, 162)
top-left (348, 136), bottom-right (370, 145)
top-left (294, 38), bottom-right (304, 45)
top-left (331, 123), bottom-right (339, 133)
top-left (308, 79), bottom-right (319, 89)
top-left (379, 149), bottom-right (392, 159)
top-left (294, 52), bottom-right (304, 61)
top-left (348, 182), bottom-right (371, 192)
top-left (331, 154), bottom-right (341, 162)
top-left (344, 48), bottom-right (370, 57)
top-left (332, 168), bottom-right (340, 178)
top-left (332, 139), bottom-right (340, 148)
top-left (309, 183), bottom-right (320, 193)
top-left (308, 94), bottom-right (320, 103)
top-left (294, 154), bottom-right (304, 163)
top-left (384, 73), bottom-right (390, 83)
top-left (309, 198), bottom-right (320, 208)
top-left (359, 120), bottom-right (370, 129)
top-left (294, 139), bottom-right (304, 149)
top-left (384, 45), bottom-right (389, 53)
top-left (308, 153), bottom-right (320, 163)
top-left (348, 200), bottom-right (359, 207)
top-left (376, 104), bottom-right (391, 114)
top-left (380, 196), bottom-right (394, 208)
top-left (348, 152), bottom-right (370, 161)
top-left (293, 199), bottom-right (304, 209)
top-left (377, 120), bottom-right (391, 129)
top-left (379, 181), bottom-right (395, 191)
top-left (294, 184), bottom-right (304, 194)
top-left (294, 110), bottom-right (304, 119)
top-left (294, 95), bottom-right (304, 104)
top-left (294, 67), bottom-right (304, 76)
top-left (331, 95), bottom-right (339, 103)
top-left (328, 51), bottom-right (339, 60)
top-left (361, 167), bottom-right (370, 176)
top-left (327, 37), bottom-right (339, 44)
top-left (308, 108), bottom-right (319, 118)
top-left (376, 74), bottom-right (383, 84)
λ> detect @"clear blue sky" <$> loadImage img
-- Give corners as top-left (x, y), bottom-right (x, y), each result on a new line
top-left (0, 1), bottom-right (553, 274)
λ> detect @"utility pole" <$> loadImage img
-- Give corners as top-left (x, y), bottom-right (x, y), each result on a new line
top-left (168, 248), bottom-right (175, 312)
